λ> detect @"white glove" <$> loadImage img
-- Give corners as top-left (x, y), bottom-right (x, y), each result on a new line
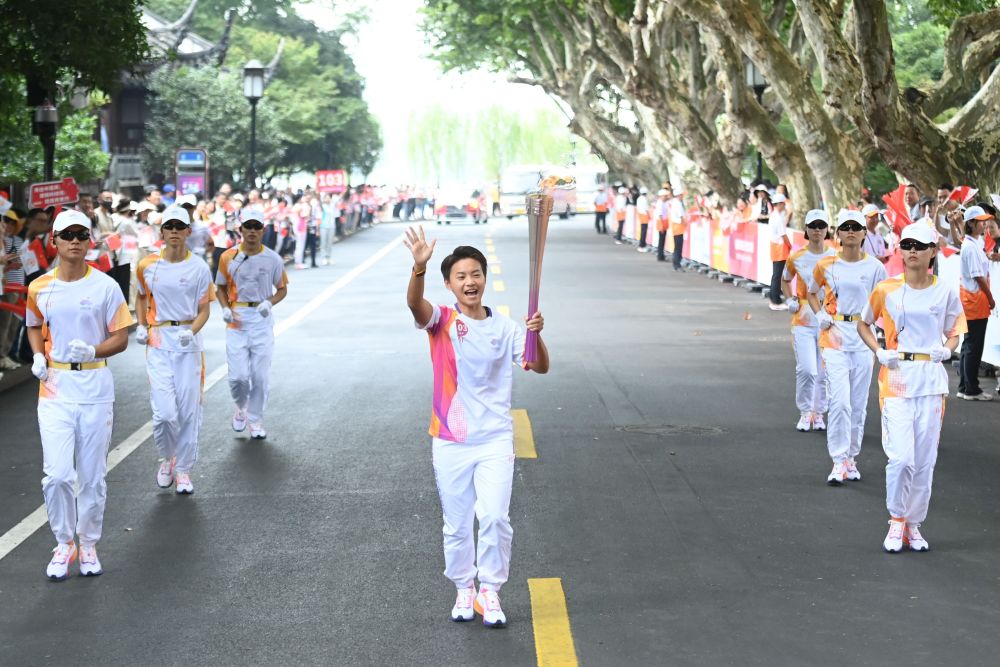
top-left (876, 348), bottom-right (900, 369)
top-left (815, 311), bottom-right (834, 330)
top-left (68, 339), bottom-right (97, 363)
top-left (256, 301), bottom-right (272, 318)
top-left (177, 329), bottom-right (194, 347)
top-left (135, 325), bottom-right (148, 345)
top-left (930, 345), bottom-right (952, 363)
top-left (785, 298), bottom-right (799, 314)
top-left (222, 307), bottom-right (234, 324)
top-left (31, 352), bottom-right (47, 381)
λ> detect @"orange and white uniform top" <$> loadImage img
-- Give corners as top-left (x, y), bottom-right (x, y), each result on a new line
top-left (215, 244), bottom-right (288, 329)
top-left (614, 193), bottom-right (627, 221)
top-left (769, 208), bottom-right (791, 261)
top-left (783, 247), bottom-right (836, 328)
top-left (594, 192), bottom-right (609, 212)
top-left (862, 277), bottom-right (966, 400)
top-left (636, 194), bottom-right (650, 224)
top-left (136, 251), bottom-right (213, 351)
top-left (25, 266), bottom-right (133, 402)
top-left (668, 197), bottom-right (686, 236)
top-left (959, 236), bottom-right (991, 319)
top-left (811, 253), bottom-right (887, 351)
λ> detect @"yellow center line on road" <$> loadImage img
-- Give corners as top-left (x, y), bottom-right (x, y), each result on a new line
top-left (512, 408), bottom-right (536, 458)
top-left (528, 578), bottom-right (579, 667)
top-left (497, 305), bottom-right (511, 318)
top-left (493, 280), bottom-right (506, 292)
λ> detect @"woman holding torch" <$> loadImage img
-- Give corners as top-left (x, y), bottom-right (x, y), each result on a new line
top-left (404, 225), bottom-right (549, 628)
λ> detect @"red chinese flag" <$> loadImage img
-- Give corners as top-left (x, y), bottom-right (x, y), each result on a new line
top-left (882, 185), bottom-right (912, 235)
top-left (949, 186), bottom-right (978, 205)
top-left (104, 233), bottom-right (122, 251)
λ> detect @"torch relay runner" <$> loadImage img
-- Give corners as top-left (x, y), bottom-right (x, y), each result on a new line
top-left (404, 225), bottom-right (549, 629)
top-left (859, 223), bottom-right (965, 553)
top-left (135, 205), bottom-right (213, 495)
top-left (215, 209), bottom-right (288, 440)
top-left (25, 210), bottom-right (133, 580)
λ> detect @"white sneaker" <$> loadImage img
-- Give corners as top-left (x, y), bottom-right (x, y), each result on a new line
top-left (46, 542), bottom-right (78, 581)
top-left (232, 408), bottom-right (247, 432)
top-left (474, 587), bottom-right (507, 628)
top-left (796, 412), bottom-right (812, 432)
top-left (811, 414), bottom-right (826, 431)
top-left (249, 422), bottom-right (267, 440)
top-left (961, 391), bottom-right (994, 401)
top-left (845, 459), bottom-right (861, 481)
top-left (827, 461), bottom-right (847, 485)
top-left (884, 518), bottom-right (905, 552)
top-left (0, 356), bottom-right (21, 370)
top-left (175, 472), bottom-right (194, 495)
top-left (156, 458), bottom-right (175, 488)
top-left (905, 523), bottom-right (929, 552)
top-left (768, 302), bottom-right (789, 311)
top-left (450, 586), bottom-right (476, 622)
top-left (79, 544), bottom-right (103, 576)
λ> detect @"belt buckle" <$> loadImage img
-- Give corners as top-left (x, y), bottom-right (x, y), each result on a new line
top-left (170, 320), bottom-right (180, 326)
top-left (70, 362), bottom-right (82, 371)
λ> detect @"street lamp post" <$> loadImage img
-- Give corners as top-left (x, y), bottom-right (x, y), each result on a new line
top-left (243, 60), bottom-right (265, 187)
top-left (745, 60), bottom-right (768, 184)
top-left (33, 100), bottom-right (58, 181)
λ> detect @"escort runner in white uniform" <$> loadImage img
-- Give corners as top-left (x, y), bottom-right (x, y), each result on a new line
top-left (215, 208), bottom-right (288, 439)
top-left (26, 210), bottom-right (132, 580)
top-left (404, 226), bottom-right (549, 628)
top-left (135, 205), bottom-right (213, 494)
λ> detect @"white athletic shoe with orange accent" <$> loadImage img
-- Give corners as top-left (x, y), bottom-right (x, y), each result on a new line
top-left (796, 412), bottom-right (812, 432)
top-left (156, 457), bottom-right (175, 488)
top-left (827, 461), bottom-right (847, 485)
top-left (884, 518), bottom-right (905, 552)
top-left (474, 586), bottom-right (507, 628)
top-left (46, 542), bottom-right (77, 581)
top-left (811, 414), bottom-right (826, 431)
top-left (905, 523), bottom-right (929, 552)
top-left (79, 544), bottom-right (103, 577)
top-left (175, 472), bottom-right (194, 495)
top-left (249, 422), bottom-right (267, 440)
top-left (232, 408), bottom-right (247, 432)
top-left (845, 459), bottom-right (861, 481)
top-left (451, 586), bottom-right (476, 622)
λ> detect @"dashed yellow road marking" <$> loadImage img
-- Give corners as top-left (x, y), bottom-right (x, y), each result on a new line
top-left (497, 305), bottom-right (511, 318)
top-left (529, 578), bottom-right (578, 666)
top-left (512, 408), bottom-right (536, 458)
top-left (493, 280), bottom-right (506, 292)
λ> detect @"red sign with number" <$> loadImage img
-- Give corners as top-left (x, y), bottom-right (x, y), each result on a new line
top-left (29, 178), bottom-right (80, 208)
top-left (316, 169), bottom-right (347, 194)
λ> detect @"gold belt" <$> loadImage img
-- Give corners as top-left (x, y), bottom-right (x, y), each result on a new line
top-left (833, 313), bottom-right (861, 322)
top-left (898, 352), bottom-right (932, 362)
top-left (152, 319), bottom-right (193, 327)
top-left (48, 360), bottom-right (108, 371)
top-left (233, 301), bottom-right (259, 308)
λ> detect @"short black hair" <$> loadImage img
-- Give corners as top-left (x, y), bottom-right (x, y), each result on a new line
top-left (939, 183), bottom-right (953, 191)
top-left (27, 207), bottom-right (47, 220)
top-left (441, 245), bottom-right (487, 280)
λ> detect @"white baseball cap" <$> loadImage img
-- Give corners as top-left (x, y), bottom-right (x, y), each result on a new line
top-left (836, 209), bottom-right (865, 228)
top-left (861, 204), bottom-right (880, 217)
top-left (804, 209), bottom-right (829, 226)
top-left (176, 194), bottom-right (198, 207)
top-left (657, 188), bottom-right (668, 196)
top-left (617, 187), bottom-right (626, 194)
top-left (240, 206), bottom-right (265, 224)
top-left (161, 205), bottom-right (191, 225)
top-left (771, 193), bottom-right (787, 204)
top-left (753, 184), bottom-right (769, 193)
top-left (963, 205), bottom-right (992, 222)
top-left (639, 187), bottom-right (648, 194)
top-left (52, 209), bottom-right (92, 232)
top-left (900, 222), bottom-right (936, 245)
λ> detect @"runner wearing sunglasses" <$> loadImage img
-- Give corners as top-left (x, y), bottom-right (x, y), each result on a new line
top-left (808, 210), bottom-right (887, 485)
top-left (135, 205), bottom-right (213, 494)
top-left (781, 209), bottom-right (836, 432)
top-left (858, 223), bottom-right (964, 552)
top-left (25, 210), bottom-right (133, 580)
top-left (215, 209), bottom-right (288, 439)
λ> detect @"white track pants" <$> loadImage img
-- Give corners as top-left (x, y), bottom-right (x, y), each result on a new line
top-left (792, 326), bottom-right (826, 414)
top-left (37, 400), bottom-right (114, 545)
top-left (432, 438), bottom-right (515, 592)
top-left (881, 395), bottom-right (944, 524)
top-left (147, 347), bottom-right (204, 473)
top-left (822, 348), bottom-right (873, 462)
top-left (226, 323), bottom-right (274, 424)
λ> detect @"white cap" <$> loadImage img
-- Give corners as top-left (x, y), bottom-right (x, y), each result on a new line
top-left (900, 222), bottom-right (935, 245)
top-left (754, 184), bottom-right (769, 193)
top-left (657, 188), bottom-right (668, 196)
top-left (617, 187), bottom-right (626, 194)
top-left (240, 206), bottom-right (265, 224)
top-left (804, 209), bottom-right (829, 226)
top-left (136, 201), bottom-right (157, 215)
top-left (836, 209), bottom-right (865, 227)
top-left (963, 205), bottom-right (992, 222)
top-left (161, 205), bottom-right (191, 225)
top-left (52, 209), bottom-right (92, 232)
top-left (177, 194), bottom-right (198, 207)
top-left (639, 187), bottom-right (648, 194)
top-left (771, 193), bottom-right (786, 204)
top-left (861, 204), bottom-right (880, 217)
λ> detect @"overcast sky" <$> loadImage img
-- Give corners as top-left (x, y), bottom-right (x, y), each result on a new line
top-left (296, 0), bottom-right (557, 184)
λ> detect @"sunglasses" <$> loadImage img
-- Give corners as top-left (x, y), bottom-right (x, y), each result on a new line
top-left (56, 230), bottom-right (91, 242)
top-left (899, 240), bottom-right (933, 252)
top-left (838, 223), bottom-right (865, 233)
top-left (241, 221), bottom-right (264, 230)
top-left (805, 222), bottom-right (828, 230)
top-left (161, 221), bottom-right (189, 231)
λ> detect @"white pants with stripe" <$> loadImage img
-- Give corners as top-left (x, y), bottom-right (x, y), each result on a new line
top-left (822, 348), bottom-right (873, 462)
top-left (881, 395), bottom-right (944, 524)
top-left (792, 326), bottom-right (826, 414)
top-left (37, 399), bottom-right (114, 546)
top-left (226, 322), bottom-right (274, 424)
top-left (432, 437), bottom-right (515, 592)
top-left (147, 346), bottom-right (204, 473)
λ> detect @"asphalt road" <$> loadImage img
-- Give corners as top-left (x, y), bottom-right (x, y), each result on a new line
top-left (1, 216), bottom-right (998, 666)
